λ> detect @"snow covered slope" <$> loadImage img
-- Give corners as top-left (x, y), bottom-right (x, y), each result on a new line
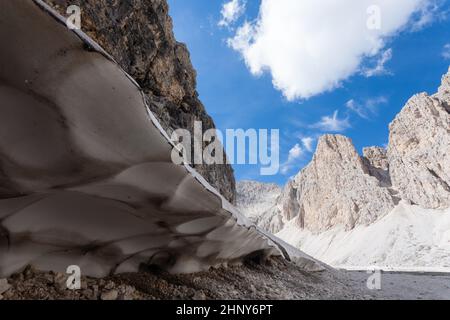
top-left (236, 181), bottom-right (450, 271)
top-left (277, 202), bottom-right (450, 271)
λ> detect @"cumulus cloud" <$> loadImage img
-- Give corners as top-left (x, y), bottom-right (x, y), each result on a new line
top-left (443, 44), bottom-right (450, 60)
top-left (301, 137), bottom-right (315, 152)
top-left (346, 96), bottom-right (388, 119)
top-left (311, 111), bottom-right (351, 132)
top-left (362, 48), bottom-right (393, 77)
top-left (218, 0), bottom-right (246, 28)
top-left (228, 0), bottom-right (436, 100)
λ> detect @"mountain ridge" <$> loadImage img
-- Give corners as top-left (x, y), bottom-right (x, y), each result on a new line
top-left (237, 67), bottom-right (450, 268)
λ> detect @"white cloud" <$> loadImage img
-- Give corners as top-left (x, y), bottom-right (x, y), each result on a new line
top-left (410, 0), bottom-right (447, 31)
top-left (312, 111), bottom-right (351, 132)
top-left (346, 96), bottom-right (388, 119)
top-left (301, 137), bottom-right (315, 152)
top-left (443, 44), bottom-right (450, 60)
top-left (287, 143), bottom-right (303, 162)
top-left (281, 143), bottom-right (304, 174)
top-left (228, 0), bottom-right (436, 100)
top-left (218, 0), bottom-right (246, 28)
top-left (362, 48), bottom-right (393, 77)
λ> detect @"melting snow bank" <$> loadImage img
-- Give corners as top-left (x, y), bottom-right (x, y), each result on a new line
top-left (0, 0), bottom-right (315, 277)
top-left (277, 202), bottom-right (450, 272)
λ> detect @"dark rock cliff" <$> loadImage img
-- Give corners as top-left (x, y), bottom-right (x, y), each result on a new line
top-left (44, 0), bottom-right (236, 203)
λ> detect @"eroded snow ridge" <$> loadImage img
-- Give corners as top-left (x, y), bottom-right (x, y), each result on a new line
top-left (0, 0), bottom-right (318, 277)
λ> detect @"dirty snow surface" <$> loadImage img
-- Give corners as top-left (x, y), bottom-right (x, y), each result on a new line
top-left (0, 0), bottom-right (285, 278)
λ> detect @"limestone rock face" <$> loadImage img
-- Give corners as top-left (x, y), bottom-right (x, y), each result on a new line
top-left (280, 135), bottom-right (395, 232)
top-left (260, 181), bottom-right (298, 234)
top-left (235, 181), bottom-right (285, 234)
top-left (388, 71), bottom-right (450, 209)
top-left (437, 67), bottom-right (450, 105)
top-left (43, 0), bottom-right (236, 203)
top-left (363, 147), bottom-right (389, 171)
top-left (236, 181), bottom-right (281, 222)
top-left (362, 147), bottom-right (392, 187)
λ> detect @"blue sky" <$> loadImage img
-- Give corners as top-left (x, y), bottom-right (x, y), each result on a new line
top-left (168, 0), bottom-right (450, 185)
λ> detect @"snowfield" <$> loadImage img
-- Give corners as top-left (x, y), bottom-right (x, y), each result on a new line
top-left (277, 201), bottom-right (450, 272)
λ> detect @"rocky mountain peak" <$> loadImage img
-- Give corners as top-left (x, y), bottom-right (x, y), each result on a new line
top-left (437, 67), bottom-right (450, 105)
top-left (312, 135), bottom-right (361, 164)
top-left (388, 69), bottom-right (450, 209)
top-left (276, 134), bottom-right (395, 233)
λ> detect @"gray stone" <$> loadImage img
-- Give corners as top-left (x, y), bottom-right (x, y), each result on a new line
top-left (192, 291), bottom-right (207, 300)
top-left (0, 279), bottom-right (11, 295)
top-left (101, 290), bottom-right (119, 301)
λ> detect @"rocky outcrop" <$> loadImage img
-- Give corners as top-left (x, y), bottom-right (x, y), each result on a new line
top-left (437, 67), bottom-right (450, 105)
top-left (276, 135), bottom-right (395, 233)
top-left (236, 181), bottom-right (281, 221)
top-left (363, 147), bottom-right (389, 171)
top-left (362, 147), bottom-right (391, 187)
top-left (43, 0), bottom-right (236, 203)
top-left (235, 181), bottom-right (284, 234)
top-left (388, 68), bottom-right (450, 209)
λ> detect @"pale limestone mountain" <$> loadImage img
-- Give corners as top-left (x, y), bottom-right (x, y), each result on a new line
top-left (275, 135), bottom-right (396, 233)
top-left (388, 68), bottom-right (450, 209)
top-left (242, 68), bottom-right (450, 233)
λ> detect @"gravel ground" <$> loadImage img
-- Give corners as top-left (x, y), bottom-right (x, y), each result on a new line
top-left (345, 270), bottom-right (450, 300)
top-left (2, 257), bottom-right (448, 300)
top-left (0, 257), bottom-right (369, 300)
